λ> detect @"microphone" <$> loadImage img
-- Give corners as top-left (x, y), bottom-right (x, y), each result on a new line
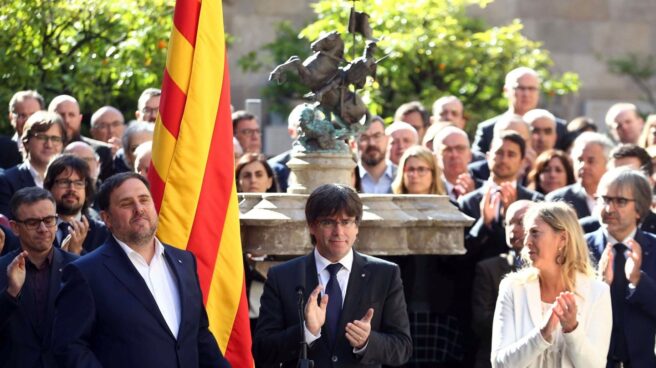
top-left (296, 285), bottom-right (314, 368)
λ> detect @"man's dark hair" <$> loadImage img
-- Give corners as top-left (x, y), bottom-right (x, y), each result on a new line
top-left (10, 187), bottom-right (55, 220)
top-left (610, 144), bottom-right (653, 177)
top-left (44, 154), bottom-right (95, 211)
top-left (394, 101), bottom-right (430, 128)
top-left (232, 110), bottom-right (256, 133)
top-left (97, 172), bottom-right (150, 212)
top-left (305, 184), bottom-right (363, 245)
top-left (493, 130), bottom-right (526, 159)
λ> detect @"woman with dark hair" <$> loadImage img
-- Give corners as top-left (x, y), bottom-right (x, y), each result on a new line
top-left (527, 149), bottom-right (575, 195)
top-left (235, 153), bottom-right (278, 193)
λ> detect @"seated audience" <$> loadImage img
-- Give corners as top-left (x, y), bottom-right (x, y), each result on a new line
top-left (527, 149), bottom-right (575, 195)
top-left (491, 202), bottom-right (611, 367)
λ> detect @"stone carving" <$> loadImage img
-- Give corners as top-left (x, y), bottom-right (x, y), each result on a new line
top-left (269, 7), bottom-right (382, 153)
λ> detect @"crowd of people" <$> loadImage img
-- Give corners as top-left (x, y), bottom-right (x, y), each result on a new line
top-left (1, 64), bottom-right (656, 367)
top-left (239, 67), bottom-right (656, 367)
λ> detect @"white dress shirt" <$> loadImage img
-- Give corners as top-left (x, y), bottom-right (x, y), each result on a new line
top-left (304, 248), bottom-right (354, 344)
top-left (115, 236), bottom-right (182, 338)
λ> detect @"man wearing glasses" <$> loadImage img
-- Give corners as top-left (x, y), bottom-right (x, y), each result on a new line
top-left (585, 167), bottom-right (656, 367)
top-left (0, 111), bottom-right (66, 217)
top-left (254, 184), bottom-right (412, 367)
top-left (357, 116), bottom-right (397, 193)
top-left (0, 187), bottom-right (77, 367)
top-left (43, 155), bottom-right (109, 255)
top-left (472, 67), bottom-right (567, 154)
top-left (0, 90), bottom-right (45, 170)
top-left (233, 110), bottom-right (262, 154)
top-left (135, 88), bottom-right (161, 123)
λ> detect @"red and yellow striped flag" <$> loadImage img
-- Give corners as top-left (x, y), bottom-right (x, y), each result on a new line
top-left (148, 0), bottom-right (253, 366)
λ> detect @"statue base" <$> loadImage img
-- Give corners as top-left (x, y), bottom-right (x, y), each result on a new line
top-left (286, 151), bottom-right (356, 194)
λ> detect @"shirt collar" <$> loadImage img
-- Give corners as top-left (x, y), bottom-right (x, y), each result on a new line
top-left (114, 235), bottom-right (165, 263)
top-left (358, 160), bottom-right (394, 180)
top-left (604, 227), bottom-right (638, 247)
top-left (314, 247), bottom-right (354, 273)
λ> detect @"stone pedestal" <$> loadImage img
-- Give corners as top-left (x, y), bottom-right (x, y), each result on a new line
top-left (286, 151), bottom-right (356, 194)
top-left (239, 193), bottom-right (473, 256)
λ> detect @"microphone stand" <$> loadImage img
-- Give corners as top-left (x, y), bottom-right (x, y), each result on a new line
top-left (297, 287), bottom-right (314, 368)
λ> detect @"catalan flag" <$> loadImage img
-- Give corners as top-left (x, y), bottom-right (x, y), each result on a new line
top-left (148, 0), bottom-right (253, 366)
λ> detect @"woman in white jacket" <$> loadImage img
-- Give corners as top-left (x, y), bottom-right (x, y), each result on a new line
top-left (491, 201), bottom-right (612, 367)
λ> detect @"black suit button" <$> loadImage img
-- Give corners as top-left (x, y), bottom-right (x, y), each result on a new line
top-left (332, 355), bottom-right (338, 362)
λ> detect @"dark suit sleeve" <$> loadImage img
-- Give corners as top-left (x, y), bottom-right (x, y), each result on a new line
top-left (472, 122), bottom-right (490, 153)
top-left (0, 174), bottom-right (12, 217)
top-left (52, 263), bottom-right (103, 368)
top-left (471, 261), bottom-right (497, 341)
top-left (189, 254), bottom-right (231, 368)
top-left (627, 272), bottom-right (656, 320)
top-left (253, 266), bottom-right (306, 366)
top-left (358, 264), bottom-right (412, 366)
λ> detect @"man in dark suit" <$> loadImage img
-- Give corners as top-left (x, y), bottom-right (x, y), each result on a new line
top-left (546, 131), bottom-right (614, 218)
top-left (471, 200), bottom-right (531, 368)
top-left (0, 112), bottom-right (67, 217)
top-left (253, 184), bottom-right (412, 367)
top-left (472, 67), bottom-right (567, 154)
top-left (585, 168), bottom-right (656, 367)
top-left (0, 187), bottom-right (78, 368)
top-left (460, 131), bottom-right (544, 261)
top-left (52, 173), bottom-right (229, 368)
top-left (43, 155), bottom-right (108, 254)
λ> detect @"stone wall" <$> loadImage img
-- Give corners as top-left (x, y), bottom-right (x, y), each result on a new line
top-left (225, 0), bottom-right (656, 154)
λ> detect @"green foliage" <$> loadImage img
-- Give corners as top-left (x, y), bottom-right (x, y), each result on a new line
top-left (0, 0), bottom-right (173, 133)
top-left (608, 53), bottom-right (656, 109)
top-left (243, 0), bottom-right (580, 133)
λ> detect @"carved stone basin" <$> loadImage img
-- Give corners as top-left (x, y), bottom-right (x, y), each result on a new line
top-left (239, 193), bottom-right (473, 256)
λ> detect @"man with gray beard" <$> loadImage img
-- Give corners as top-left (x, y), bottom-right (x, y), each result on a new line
top-left (356, 117), bottom-right (397, 193)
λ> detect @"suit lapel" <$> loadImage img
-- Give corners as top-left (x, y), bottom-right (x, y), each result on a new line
top-left (18, 163), bottom-right (36, 187)
top-left (526, 278), bottom-right (543, 329)
top-left (102, 238), bottom-right (175, 339)
top-left (42, 249), bottom-right (66, 343)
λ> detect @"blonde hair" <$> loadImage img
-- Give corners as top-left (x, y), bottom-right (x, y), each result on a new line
top-left (392, 145), bottom-right (445, 195)
top-left (516, 201), bottom-right (595, 291)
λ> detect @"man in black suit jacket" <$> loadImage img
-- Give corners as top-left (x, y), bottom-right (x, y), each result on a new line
top-left (0, 112), bottom-right (67, 217)
top-left (584, 168), bottom-right (656, 367)
top-left (52, 173), bottom-right (229, 368)
top-left (546, 131), bottom-right (614, 218)
top-left (471, 200), bottom-right (531, 368)
top-left (460, 131), bottom-right (544, 261)
top-left (0, 187), bottom-right (78, 368)
top-left (253, 184), bottom-right (412, 367)
top-left (43, 155), bottom-right (108, 254)
top-left (472, 67), bottom-right (568, 154)
top-left (0, 135), bottom-right (21, 169)
top-left (1, 90), bottom-right (45, 170)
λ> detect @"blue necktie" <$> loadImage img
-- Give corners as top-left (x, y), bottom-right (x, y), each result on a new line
top-left (325, 263), bottom-right (343, 347)
top-left (610, 243), bottom-right (628, 361)
top-left (57, 222), bottom-right (70, 247)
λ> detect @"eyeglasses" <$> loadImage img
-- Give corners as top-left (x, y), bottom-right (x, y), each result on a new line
top-left (597, 195), bottom-right (635, 208)
top-left (316, 218), bottom-right (357, 229)
top-left (141, 107), bottom-right (158, 115)
top-left (404, 166), bottom-right (431, 176)
top-left (32, 133), bottom-right (63, 144)
top-left (238, 128), bottom-right (261, 136)
top-left (13, 215), bottom-right (58, 229)
top-left (54, 179), bottom-right (86, 189)
top-left (95, 121), bottom-right (124, 130)
top-left (358, 132), bottom-right (384, 143)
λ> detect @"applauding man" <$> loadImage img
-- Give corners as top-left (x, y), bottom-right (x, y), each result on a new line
top-left (0, 187), bottom-right (77, 367)
top-left (253, 184), bottom-right (412, 367)
top-left (586, 167), bottom-right (656, 367)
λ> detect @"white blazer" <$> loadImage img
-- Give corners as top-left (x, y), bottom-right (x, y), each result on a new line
top-left (491, 272), bottom-right (612, 368)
